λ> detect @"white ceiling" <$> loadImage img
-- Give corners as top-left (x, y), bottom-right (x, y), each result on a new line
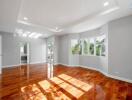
top-left (0, 0), bottom-right (132, 37)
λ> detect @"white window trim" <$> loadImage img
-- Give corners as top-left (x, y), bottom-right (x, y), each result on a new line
top-left (71, 35), bottom-right (106, 57)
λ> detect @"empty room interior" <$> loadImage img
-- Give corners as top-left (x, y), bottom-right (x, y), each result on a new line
top-left (0, 0), bottom-right (132, 100)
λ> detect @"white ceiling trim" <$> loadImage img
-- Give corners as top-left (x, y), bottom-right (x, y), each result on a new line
top-left (0, 0), bottom-right (131, 36)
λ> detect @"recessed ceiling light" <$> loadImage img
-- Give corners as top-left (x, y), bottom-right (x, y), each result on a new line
top-left (104, 1), bottom-right (109, 7)
top-left (55, 27), bottom-right (58, 30)
top-left (50, 27), bottom-right (62, 32)
top-left (24, 17), bottom-right (28, 20)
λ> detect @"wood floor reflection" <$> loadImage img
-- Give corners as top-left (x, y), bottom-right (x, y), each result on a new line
top-left (0, 64), bottom-right (132, 100)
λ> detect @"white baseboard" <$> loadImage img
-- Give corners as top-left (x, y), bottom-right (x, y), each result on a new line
top-left (108, 74), bottom-right (132, 83)
top-left (29, 62), bottom-right (46, 64)
top-left (57, 63), bottom-right (132, 83)
top-left (2, 64), bottom-right (22, 68)
top-left (2, 63), bottom-right (132, 83)
top-left (2, 62), bottom-right (46, 68)
top-left (80, 65), bottom-right (109, 76)
top-left (56, 63), bottom-right (79, 67)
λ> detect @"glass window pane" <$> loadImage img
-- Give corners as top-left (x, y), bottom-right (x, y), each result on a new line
top-left (83, 39), bottom-right (89, 55)
top-left (96, 44), bottom-right (101, 56)
top-left (47, 42), bottom-right (54, 55)
top-left (71, 39), bottom-right (81, 55)
top-left (96, 35), bottom-right (106, 56)
top-left (89, 38), bottom-right (95, 55)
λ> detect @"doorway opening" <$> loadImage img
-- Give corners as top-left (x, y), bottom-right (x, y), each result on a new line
top-left (20, 43), bottom-right (30, 65)
top-left (47, 40), bottom-right (54, 78)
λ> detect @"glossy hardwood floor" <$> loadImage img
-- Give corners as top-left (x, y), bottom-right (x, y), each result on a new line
top-left (0, 64), bottom-right (132, 100)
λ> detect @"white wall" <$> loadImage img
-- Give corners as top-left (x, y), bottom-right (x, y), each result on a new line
top-left (0, 31), bottom-right (46, 67)
top-left (68, 34), bottom-right (80, 66)
top-left (108, 15), bottom-right (132, 80)
top-left (58, 15), bottom-right (132, 82)
top-left (58, 25), bottom-right (108, 74)
top-left (54, 36), bottom-right (59, 64)
top-left (29, 38), bottom-right (46, 64)
top-left (79, 26), bottom-right (108, 73)
top-left (58, 35), bottom-right (70, 65)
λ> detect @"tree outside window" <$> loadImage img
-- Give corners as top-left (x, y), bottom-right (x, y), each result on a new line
top-left (96, 35), bottom-right (106, 56)
top-left (89, 38), bottom-right (95, 55)
top-left (71, 35), bottom-right (106, 56)
top-left (83, 39), bottom-right (89, 55)
top-left (71, 39), bottom-right (82, 55)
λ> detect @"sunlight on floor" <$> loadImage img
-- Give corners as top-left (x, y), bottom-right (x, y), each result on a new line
top-left (50, 77), bottom-right (64, 84)
top-left (58, 74), bottom-right (92, 92)
top-left (56, 77), bottom-right (84, 98)
top-left (21, 84), bottom-right (47, 100)
top-left (39, 80), bottom-right (71, 100)
top-left (21, 74), bottom-right (93, 99)
top-left (38, 80), bottom-right (52, 91)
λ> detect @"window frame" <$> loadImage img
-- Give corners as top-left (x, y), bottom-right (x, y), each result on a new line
top-left (71, 35), bottom-right (106, 57)
top-left (95, 35), bottom-right (106, 56)
top-left (71, 39), bottom-right (82, 55)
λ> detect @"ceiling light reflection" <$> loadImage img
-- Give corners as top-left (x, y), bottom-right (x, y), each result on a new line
top-left (15, 29), bottom-right (43, 39)
top-left (24, 17), bottom-right (28, 21)
top-left (28, 32), bottom-right (37, 38)
top-left (15, 29), bottom-right (23, 35)
top-left (22, 33), bottom-right (27, 37)
top-left (100, 7), bottom-right (119, 15)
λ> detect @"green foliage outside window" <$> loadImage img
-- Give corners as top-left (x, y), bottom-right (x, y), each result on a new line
top-left (83, 40), bottom-right (89, 55)
top-left (71, 35), bottom-right (106, 56)
top-left (89, 43), bottom-right (94, 55)
top-left (96, 37), bottom-right (105, 56)
top-left (71, 40), bottom-right (82, 55)
top-left (96, 45), bottom-right (101, 56)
